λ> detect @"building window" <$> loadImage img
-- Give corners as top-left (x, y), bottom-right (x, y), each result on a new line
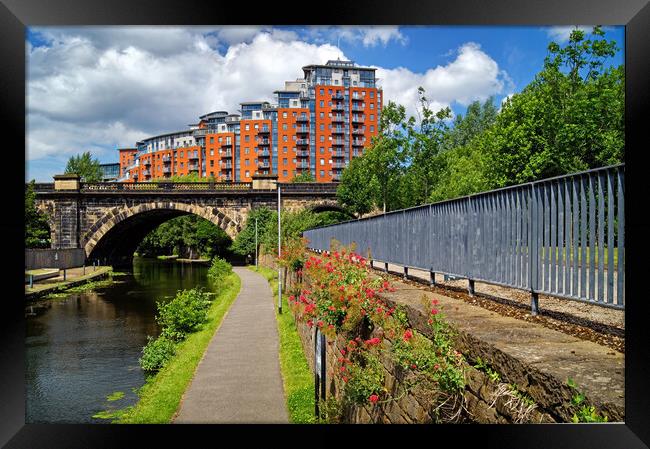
top-left (245, 160), bottom-right (250, 166)
top-left (319, 88), bottom-right (324, 95)
top-left (245, 136), bottom-right (250, 142)
top-left (283, 170), bottom-right (288, 177)
top-left (245, 148), bottom-right (250, 154)
top-left (320, 124), bottom-right (324, 131)
top-left (320, 112), bottom-right (324, 118)
top-left (283, 147), bottom-right (288, 153)
top-left (370, 103), bottom-right (374, 109)
top-left (245, 124), bottom-right (250, 131)
top-left (210, 149), bottom-right (214, 156)
top-left (320, 147), bottom-right (324, 154)
top-left (370, 114), bottom-right (375, 121)
top-left (210, 160), bottom-right (214, 167)
top-left (245, 170), bottom-right (250, 177)
top-left (283, 158), bottom-right (288, 165)
top-left (370, 91), bottom-right (375, 98)
top-left (180, 151), bottom-right (184, 157)
top-left (283, 135), bottom-right (288, 142)
top-left (320, 159), bottom-right (325, 166)
top-left (319, 100), bottom-right (324, 107)
top-left (283, 112), bottom-right (287, 118)
top-left (320, 170), bottom-right (325, 177)
top-left (320, 135), bottom-right (324, 142)
top-left (282, 123), bottom-right (287, 130)
top-left (370, 125), bottom-right (375, 132)
top-left (254, 124), bottom-right (259, 129)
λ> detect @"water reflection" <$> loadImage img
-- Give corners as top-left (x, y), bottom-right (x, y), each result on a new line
top-left (25, 257), bottom-right (211, 423)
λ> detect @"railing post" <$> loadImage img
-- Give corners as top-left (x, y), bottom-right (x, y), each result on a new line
top-left (29, 274), bottom-right (33, 289)
top-left (529, 183), bottom-right (539, 316)
top-left (63, 268), bottom-right (67, 281)
top-left (384, 262), bottom-right (388, 273)
top-left (429, 271), bottom-right (435, 287)
top-left (403, 266), bottom-right (408, 280)
top-left (468, 279), bottom-right (475, 296)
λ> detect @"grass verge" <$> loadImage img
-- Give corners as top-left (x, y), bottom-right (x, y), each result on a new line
top-left (249, 265), bottom-right (315, 424)
top-left (111, 273), bottom-right (241, 423)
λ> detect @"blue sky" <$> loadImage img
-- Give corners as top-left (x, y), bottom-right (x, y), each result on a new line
top-left (25, 25), bottom-right (624, 182)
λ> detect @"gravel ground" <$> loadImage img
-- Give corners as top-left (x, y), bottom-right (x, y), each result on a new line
top-left (371, 263), bottom-right (625, 354)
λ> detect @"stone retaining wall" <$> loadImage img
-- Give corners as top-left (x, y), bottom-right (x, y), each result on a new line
top-left (259, 254), bottom-right (559, 424)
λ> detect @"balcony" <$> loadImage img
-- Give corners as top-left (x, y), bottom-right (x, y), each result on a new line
top-left (331, 128), bottom-right (344, 134)
top-left (297, 162), bottom-right (310, 169)
top-left (188, 152), bottom-right (199, 160)
top-left (333, 162), bottom-right (346, 169)
top-left (332, 92), bottom-right (344, 100)
top-left (259, 149), bottom-right (270, 157)
top-left (163, 166), bottom-right (171, 174)
top-left (297, 150), bottom-right (309, 158)
top-left (296, 139), bottom-right (309, 145)
top-left (221, 163), bottom-right (232, 170)
top-left (332, 152), bottom-right (345, 158)
top-left (162, 155), bottom-right (171, 163)
top-left (297, 127), bottom-right (309, 133)
top-left (258, 138), bottom-right (270, 145)
top-left (258, 127), bottom-right (270, 134)
top-left (352, 139), bottom-right (366, 146)
top-left (351, 96), bottom-right (363, 102)
top-left (331, 115), bottom-right (345, 122)
top-left (224, 150), bottom-right (232, 157)
top-left (143, 160), bottom-right (151, 166)
top-left (331, 103), bottom-right (345, 111)
top-left (332, 139), bottom-right (345, 145)
top-left (351, 105), bottom-right (364, 111)
top-left (352, 115), bottom-right (365, 123)
top-left (352, 128), bottom-right (365, 135)
top-left (142, 169), bottom-right (151, 176)
top-left (296, 115), bottom-right (309, 122)
top-left (258, 162), bottom-right (270, 169)
top-left (188, 163), bottom-right (199, 171)
top-left (221, 141), bottom-right (233, 147)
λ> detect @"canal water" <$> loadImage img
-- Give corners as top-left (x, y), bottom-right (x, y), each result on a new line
top-left (25, 257), bottom-right (212, 423)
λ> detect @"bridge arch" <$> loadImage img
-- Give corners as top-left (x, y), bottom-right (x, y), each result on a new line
top-left (82, 202), bottom-right (241, 266)
top-left (306, 200), bottom-right (355, 218)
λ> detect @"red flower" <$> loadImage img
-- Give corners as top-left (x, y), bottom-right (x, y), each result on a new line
top-left (317, 320), bottom-right (324, 328)
top-left (342, 376), bottom-right (349, 383)
top-left (411, 364), bottom-right (417, 369)
top-left (369, 394), bottom-right (379, 404)
top-left (403, 329), bottom-right (413, 342)
top-left (340, 348), bottom-right (346, 356)
top-left (430, 308), bottom-right (439, 315)
top-left (432, 299), bottom-right (440, 306)
top-left (365, 337), bottom-right (381, 346)
top-left (307, 319), bottom-right (313, 328)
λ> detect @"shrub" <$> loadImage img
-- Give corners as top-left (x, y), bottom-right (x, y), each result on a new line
top-left (156, 288), bottom-right (212, 341)
top-left (208, 256), bottom-right (232, 286)
top-left (139, 335), bottom-right (176, 373)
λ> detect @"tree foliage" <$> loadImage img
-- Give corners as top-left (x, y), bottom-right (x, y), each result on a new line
top-left (64, 151), bottom-right (103, 182)
top-left (291, 171), bottom-right (316, 183)
top-left (337, 26), bottom-right (623, 210)
top-left (25, 180), bottom-right (51, 248)
top-left (137, 215), bottom-right (232, 259)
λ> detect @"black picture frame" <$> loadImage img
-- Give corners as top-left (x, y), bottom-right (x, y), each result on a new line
top-left (3, 0), bottom-right (649, 447)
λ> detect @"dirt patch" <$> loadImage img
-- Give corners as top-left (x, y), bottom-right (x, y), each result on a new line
top-left (371, 264), bottom-right (624, 354)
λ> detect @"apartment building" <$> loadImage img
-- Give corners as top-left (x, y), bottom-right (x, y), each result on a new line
top-left (117, 59), bottom-right (382, 183)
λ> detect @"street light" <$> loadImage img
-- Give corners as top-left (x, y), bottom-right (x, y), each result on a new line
top-left (255, 217), bottom-right (258, 268)
top-left (277, 183), bottom-right (282, 314)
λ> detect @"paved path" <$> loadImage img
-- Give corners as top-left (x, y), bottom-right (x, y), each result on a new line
top-left (174, 267), bottom-right (288, 423)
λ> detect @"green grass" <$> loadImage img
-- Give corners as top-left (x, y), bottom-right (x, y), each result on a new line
top-left (111, 273), bottom-right (241, 424)
top-left (249, 265), bottom-right (316, 424)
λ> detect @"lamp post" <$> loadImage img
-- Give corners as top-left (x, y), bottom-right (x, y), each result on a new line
top-left (277, 184), bottom-right (282, 314)
top-left (255, 217), bottom-right (258, 268)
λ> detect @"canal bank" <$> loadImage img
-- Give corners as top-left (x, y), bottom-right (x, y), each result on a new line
top-left (25, 266), bottom-right (113, 301)
top-left (25, 257), bottom-right (219, 423)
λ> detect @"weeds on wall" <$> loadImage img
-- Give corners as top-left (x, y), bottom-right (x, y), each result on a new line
top-left (286, 240), bottom-right (466, 423)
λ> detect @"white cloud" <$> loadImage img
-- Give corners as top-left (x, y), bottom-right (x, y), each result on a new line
top-left (377, 42), bottom-right (512, 118)
top-left (545, 26), bottom-right (594, 43)
top-left (27, 27), bottom-right (508, 181)
top-left (304, 26), bottom-right (407, 47)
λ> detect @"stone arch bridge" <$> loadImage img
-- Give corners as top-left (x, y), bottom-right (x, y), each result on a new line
top-left (33, 175), bottom-right (345, 267)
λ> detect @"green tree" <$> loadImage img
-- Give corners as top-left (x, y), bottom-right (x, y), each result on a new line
top-left (482, 26), bottom-right (623, 187)
top-left (291, 171), bottom-right (316, 183)
top-left (64, 151), bottom-right (103, 182)
top-left (336, 156), bottom-right (376, 218)
top-left (25, 180), bottom-right (51, 248)
top-left (230, 207), bottom-right (275, 257)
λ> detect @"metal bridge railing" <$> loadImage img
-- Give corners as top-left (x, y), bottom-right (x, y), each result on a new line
top-left (303, 164), bottom-right (625, 312)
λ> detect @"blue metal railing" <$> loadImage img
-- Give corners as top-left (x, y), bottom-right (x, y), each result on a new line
top-left (304, 164), bottom-right (625, 311)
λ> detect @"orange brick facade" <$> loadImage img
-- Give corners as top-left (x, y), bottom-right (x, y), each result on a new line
top-left (116, 60), bottom-right (381, 184)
